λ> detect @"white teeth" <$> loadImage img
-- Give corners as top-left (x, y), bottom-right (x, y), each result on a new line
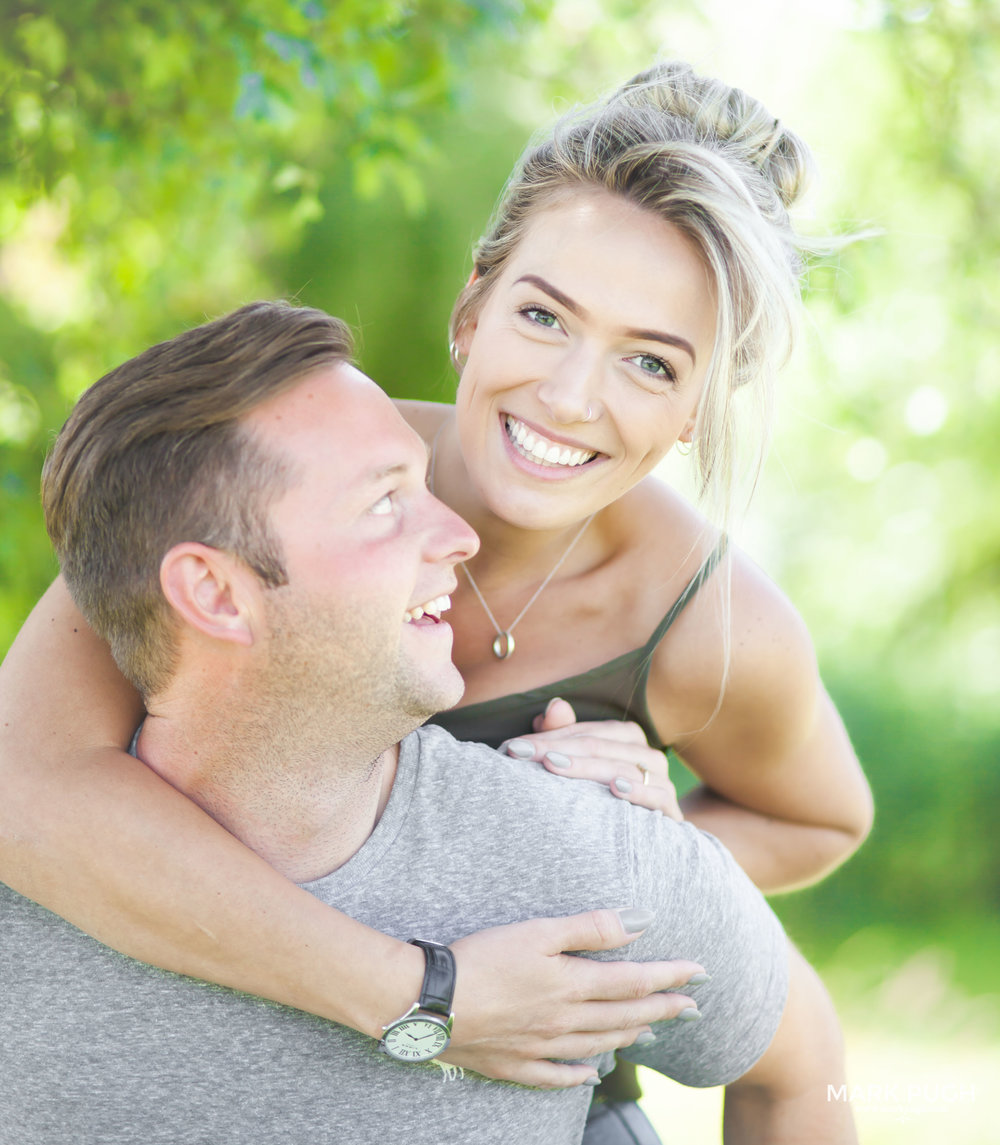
top-left (504, 415), bottom-right (597, 469)
top-left (404, 594), bottom-right (452, 624)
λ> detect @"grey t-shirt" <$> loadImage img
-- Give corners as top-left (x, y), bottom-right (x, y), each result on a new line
top-left (0, 725), bottom-right (787, 1144)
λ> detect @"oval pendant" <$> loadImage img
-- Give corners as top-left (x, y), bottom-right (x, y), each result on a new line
top-left (492, 632), bottom-right (516, 660)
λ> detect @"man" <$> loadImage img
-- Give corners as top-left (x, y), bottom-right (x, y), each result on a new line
top-left (1, 302), bottom-right (850, 1143)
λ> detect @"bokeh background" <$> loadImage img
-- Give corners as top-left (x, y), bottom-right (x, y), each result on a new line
top-left (1, 1), bottom-right (997, 1140)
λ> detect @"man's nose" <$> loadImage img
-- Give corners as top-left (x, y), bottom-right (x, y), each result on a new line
top-left (426, 496), bottom-right (479, 566)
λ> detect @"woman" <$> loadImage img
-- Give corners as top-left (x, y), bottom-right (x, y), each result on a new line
top-left (0, 61), bottom-right (871, 1141)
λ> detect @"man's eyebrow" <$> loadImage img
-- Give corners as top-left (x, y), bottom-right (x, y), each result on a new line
top-left (365, 440), bottom-right (431, 485)
top-left (514, 274), bottom-right (696, 366)
top-left (364, 462), bottom-right (410, 485)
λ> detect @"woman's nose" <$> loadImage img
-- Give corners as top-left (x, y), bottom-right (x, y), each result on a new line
top-left (534, 349), bottom-right (602, 425)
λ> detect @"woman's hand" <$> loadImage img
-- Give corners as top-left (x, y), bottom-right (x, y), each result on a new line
top-left (444, 908), bottom-right (705, 1087)
top-left (501, 698), bottom-right (683, 821)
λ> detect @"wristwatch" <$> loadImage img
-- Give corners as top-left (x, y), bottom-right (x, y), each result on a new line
top-left (379, 939), bottom-right (456, 1063)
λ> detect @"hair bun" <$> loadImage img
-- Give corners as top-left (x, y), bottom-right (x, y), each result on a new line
top-left (451, 56), bottom-right (827, 529)
top-left (617, 61), bottom-right (812, 210)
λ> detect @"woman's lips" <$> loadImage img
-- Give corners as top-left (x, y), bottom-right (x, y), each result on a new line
top-left (502, 413), bottom-right (599, 469)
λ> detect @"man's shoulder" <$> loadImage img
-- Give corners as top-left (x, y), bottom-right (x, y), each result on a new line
top-left (403, 723), bottom-right (694, 875)
top-left (408, 723), bottom-right (632, 815)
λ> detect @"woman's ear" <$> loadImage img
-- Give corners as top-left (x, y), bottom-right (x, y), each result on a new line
top-left (160, 543), bottom-right (256, 648)
top-left (678, 412), bottom-right (699, 444)
top-left (452, 270), bottom-right (481, 362)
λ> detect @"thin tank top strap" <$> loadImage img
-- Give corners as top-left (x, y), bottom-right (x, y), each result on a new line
top-left (639, 535), bottom-right (729, 654)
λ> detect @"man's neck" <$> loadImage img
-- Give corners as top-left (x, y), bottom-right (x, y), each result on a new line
top-left (136, 709), bottom-right (401, 883)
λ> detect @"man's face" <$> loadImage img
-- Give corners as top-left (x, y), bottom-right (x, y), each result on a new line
top-left (243, 363), bottom-right (478, 745)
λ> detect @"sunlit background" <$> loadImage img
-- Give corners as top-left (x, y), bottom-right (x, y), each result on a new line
top-left (2, 2), bottom-right (997, 1141)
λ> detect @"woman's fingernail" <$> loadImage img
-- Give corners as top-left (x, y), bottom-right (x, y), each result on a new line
top-left (545, 696), bottom-right (564, 714)
top-left (506, 739), bottom-right (535, 759)
top-left (584, 1075), bottom-right (601, 1086)
top-left (617, 907), bottom-right (655, 933)
top-left (613, 777), bottom-right (632, 793)
top-left (633, 1030), bottom-right (656, 1045)
top-left (686, 972), bottom-right (711, 985)
top-left (545, 751), bottom-right (572, 769)
top-left (677, 1007), bottom-right (702, 1022)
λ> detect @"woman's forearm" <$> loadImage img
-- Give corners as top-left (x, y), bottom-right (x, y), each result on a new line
top-left (0, 580), bottom-right (414, 1034)
top-left (679, 786), bottom-right (866, 894)
top-left (1, 740), bottom-right (422, 1033)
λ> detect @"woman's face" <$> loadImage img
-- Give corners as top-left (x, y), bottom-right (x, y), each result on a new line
top-left (453, 189), bottom-right (717, 530)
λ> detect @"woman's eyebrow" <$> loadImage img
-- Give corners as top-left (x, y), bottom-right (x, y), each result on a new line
top-left (622, 326), bottom-right (696, 365)
top-left (513, 273), bottom-right (696, 365)
top-left (515, 274), bottom-right (583, 316)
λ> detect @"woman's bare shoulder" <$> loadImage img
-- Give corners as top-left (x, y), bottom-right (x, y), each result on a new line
top-left (609, 476), bottom-right (721, 579)
top-left (613, 473), bottom-right (707, 539)
top-left (647, 541), bottom-right (819, 747)
top-left (393, 399), bottom-right (454, 443)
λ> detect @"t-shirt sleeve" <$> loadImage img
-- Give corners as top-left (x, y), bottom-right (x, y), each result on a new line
top-left (615, 812), bottom-right (789, 1087)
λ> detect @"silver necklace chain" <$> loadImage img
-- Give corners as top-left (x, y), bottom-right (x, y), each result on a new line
top-left (459, 513), bottom-right (596, 659)
top-left (429, 419), bottom-right (596, 661)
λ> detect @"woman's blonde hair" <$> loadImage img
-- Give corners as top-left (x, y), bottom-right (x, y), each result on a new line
top-left (450, 60), bottom-right (817, 524)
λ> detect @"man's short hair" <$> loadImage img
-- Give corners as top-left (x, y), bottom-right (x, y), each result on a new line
top-left (43, 301), bottom-right (354, 698)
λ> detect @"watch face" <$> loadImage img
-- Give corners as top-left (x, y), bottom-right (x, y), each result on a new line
top-left (382, 1017), bottom-right (450, 1062)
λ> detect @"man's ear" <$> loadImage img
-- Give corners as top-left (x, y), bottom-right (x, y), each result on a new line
top-left (160, 543), bottom-right (257, 647)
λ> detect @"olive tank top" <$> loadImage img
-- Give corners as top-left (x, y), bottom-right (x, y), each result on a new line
top-left (427, 537), bottom-right (725, 1109)
top-left (428, 538), bottom-right (726, 752)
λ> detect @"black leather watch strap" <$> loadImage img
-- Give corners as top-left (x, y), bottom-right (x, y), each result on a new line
top-left (408, 938), bottom-right (456, 1017)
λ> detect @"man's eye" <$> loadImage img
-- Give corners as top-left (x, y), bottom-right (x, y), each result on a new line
top-left (370, 494), bottom-right (394, 516)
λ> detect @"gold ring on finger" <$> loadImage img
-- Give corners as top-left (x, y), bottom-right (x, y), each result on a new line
top-left (636, 764), bottom-right (651, 786)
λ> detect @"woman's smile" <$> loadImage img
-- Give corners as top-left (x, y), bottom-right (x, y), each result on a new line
top-left (453, 189), bottom-right (716, 527)
top-left (501, 413), bottom-right (601, 471)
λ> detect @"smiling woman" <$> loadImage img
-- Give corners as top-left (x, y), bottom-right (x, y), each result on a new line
top-left (0, 60), bottom-right (869, 1145)
top-left (406, 60), bottom-right (871, 1141)
top-left (448, 191), bottom-right (715, 535)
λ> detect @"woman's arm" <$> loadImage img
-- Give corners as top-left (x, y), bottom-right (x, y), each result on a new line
top-left (506, 555), bottom-right (872, 894)
top-left (722, 943), bottom-right (857, 1144)
top-left (0, 578), bottom-right (698, 1086)
top-left (649, 552), bottom-right (874, 892)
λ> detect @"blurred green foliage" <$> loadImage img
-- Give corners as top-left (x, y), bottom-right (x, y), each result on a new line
top-left (1, 0), bottom-right (998, 967)
top-left (0, 0), bottom-right (550, 631)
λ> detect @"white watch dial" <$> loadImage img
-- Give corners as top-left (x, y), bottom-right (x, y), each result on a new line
top-left (383, 1017), bottom-right (450, 1061)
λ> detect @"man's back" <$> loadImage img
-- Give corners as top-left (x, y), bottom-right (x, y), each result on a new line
top-left (0, 726), bottom-right (787, 1145)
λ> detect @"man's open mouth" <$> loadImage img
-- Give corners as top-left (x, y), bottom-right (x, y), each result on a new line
top-left (404, 595), bottom-right (451, 623)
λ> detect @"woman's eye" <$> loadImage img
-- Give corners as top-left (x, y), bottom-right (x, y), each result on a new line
top-left (627, 353), bottom-right (677, 383)
top-left (519, 306), bottom-right (561, 330)
top-left (370, 494), bottom-right (394, 517)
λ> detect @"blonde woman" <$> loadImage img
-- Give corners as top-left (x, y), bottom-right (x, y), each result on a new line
top-left (0, 62), bottom-right (870, 1142)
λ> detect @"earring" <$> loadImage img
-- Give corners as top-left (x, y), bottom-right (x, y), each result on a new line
top-left (675, 439), bottom-right (692, 456)
top-left (449, 341), bottom-right (465, 373)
